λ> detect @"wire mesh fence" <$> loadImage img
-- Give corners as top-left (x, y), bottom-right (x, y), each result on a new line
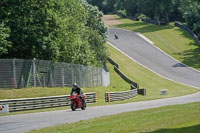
top-left (0, 59), bottom-right (110, 89)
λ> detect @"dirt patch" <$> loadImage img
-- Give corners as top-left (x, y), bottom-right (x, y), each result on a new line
top-left (102, 15), bottom-right (122, 26)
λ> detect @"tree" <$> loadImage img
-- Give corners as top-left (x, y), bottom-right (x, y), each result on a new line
top-left (123, 0), bottom-right (137, 17)
top-left (87, 0), bottom-right (104, 12)
top-left (180, 0), bottom-right (200, 38)
top-left (0, 22), bottom-right (11, 56)
top-left (80, 0), bottom-right (108, 64)
top-left (87, 0), bottom-right (116, 14)
top-left (102, 0), bottom-right (116, 14)
top-left (81, 0), bottom-right (107, 41)
top-left (0, 0), bottom-right (108, 66)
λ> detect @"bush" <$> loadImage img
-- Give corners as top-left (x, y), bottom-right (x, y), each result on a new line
top-left (0, 22), bottom-right (11, 56)
top-left (117, 10), bottom-right (127, 18)
top-left (134, 13), bottom-right (149, 20)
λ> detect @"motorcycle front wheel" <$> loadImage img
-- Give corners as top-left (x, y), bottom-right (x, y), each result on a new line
top-left (71, 103), bottom-right (76, 111)
top-left (81, 100), bottom-right (86, 110)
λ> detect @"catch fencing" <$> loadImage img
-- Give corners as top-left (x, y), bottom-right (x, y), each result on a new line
top-left (0, 92), bottom-right (96, 112)
top-left (142, 19), bottom-right (167, 26)
top-left (0, 59), bottom-right (110, 89)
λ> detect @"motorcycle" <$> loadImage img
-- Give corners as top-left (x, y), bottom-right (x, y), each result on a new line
top-left (69, 92), bottom-right (86, 111)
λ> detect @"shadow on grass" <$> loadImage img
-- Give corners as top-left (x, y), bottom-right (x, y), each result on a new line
top-left (115, 22), bottom-right (174, 33)
top-left (175, 28), bottom-right (198, 43)
top-left (173, 42), bottom-right (200, 69)
top-left (143, 124), bottom-right (200, 133)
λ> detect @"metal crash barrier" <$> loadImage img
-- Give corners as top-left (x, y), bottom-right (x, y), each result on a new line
top-left (0, 92), bottom-right (96, 112)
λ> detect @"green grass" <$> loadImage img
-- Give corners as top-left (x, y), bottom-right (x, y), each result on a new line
top-left (29, 102), bottom-right (200, 133)
top-left (106, 44), bottom-right (198, 100)
top-left (0, 44), bottom-right (198, 116)
top-left (112, 15), bottom-right (200, 71)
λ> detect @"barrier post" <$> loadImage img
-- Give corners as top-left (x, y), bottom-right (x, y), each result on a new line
top-left (108, 92), bottom-right (110, 102)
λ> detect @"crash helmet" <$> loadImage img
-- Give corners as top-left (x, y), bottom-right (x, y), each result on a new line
top-left (72, 83), bottom-right (78, 88)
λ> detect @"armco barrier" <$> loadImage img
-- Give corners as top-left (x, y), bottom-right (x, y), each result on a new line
top-left (108, 57), bottom-right (119, 69)
top-left (105, 89), bottom-right (137, 102)
top-left (108, 58), bottom-right (139, 89)
top-left (0, 92), bottom-right (96, 112)
top-left (174, 21), bottom-right (200, 46)
top-left (114, 66), bottom-right (139, 89)
top-left (131, 84), bottom-right (146, 96)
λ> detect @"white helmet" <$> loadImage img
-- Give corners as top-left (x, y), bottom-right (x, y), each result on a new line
top-left (73, 83), bottom-right (78, 88)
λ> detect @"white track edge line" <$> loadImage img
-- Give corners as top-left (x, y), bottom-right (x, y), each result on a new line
top-left (107, 41), bottom-right (200, 89)
top-left (136, 32), bottom-right (154, 45)
top-left (109, 27), bottom-right (200, 74)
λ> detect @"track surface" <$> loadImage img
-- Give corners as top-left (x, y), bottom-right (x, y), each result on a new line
top-left (1, 27), bottom-right (200, 133)
top-left (108, 28), bottom-right (200, 89)
top-left (0, 92), bottom-right (200, 133)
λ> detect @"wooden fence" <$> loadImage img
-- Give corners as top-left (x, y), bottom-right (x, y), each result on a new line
top-left (105, 89), bottom-right (137, 102)
top-left (0, 92), bottom-right (96, 112)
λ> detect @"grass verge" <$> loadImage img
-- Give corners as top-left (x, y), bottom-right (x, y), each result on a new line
top-left (29, 102), bottom-right (200, 133)
top-left (112, 15), bottom-right (200, 71)
top-left (0, 44), bottom-right (198, 116)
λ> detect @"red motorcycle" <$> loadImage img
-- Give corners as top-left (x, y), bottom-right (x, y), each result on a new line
top-left (70, 92), bottom-right (86, 111)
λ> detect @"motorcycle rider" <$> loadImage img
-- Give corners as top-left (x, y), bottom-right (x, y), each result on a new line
top-left (115, 34), bottom-right (118, 39)
top-left (71, 83), bottom-right (83, 98)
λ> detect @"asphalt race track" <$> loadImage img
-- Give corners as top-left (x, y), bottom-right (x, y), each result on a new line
top-left (1, 28), bottom-right (200, 133)
top-left (108, 28), bottom-right (200, 89)
top-left (0, 92), bottom-right (200, 133)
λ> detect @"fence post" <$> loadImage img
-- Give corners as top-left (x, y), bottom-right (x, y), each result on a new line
top-left (33, 58), bottom-right (36, 87)
top-left (50, 71), bottom-right (53, 87)
top-left (26, 65), bottom-right (32, 88)
top-left (12, 59), bottom-right (17, 88)
top-left (62, 68), bottom-right (65, 87)
top-left (92, 67), bottom-right (94, 87)
top-left (79, 65), bottom-right (82, 87)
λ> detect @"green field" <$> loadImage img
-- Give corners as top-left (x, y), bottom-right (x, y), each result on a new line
top-left (0, 44), bottom-right (198, 116)
top-left (112, 15), bottom-right (200, 71)
top-left (1, 44), bottom-right (197, 101)
top-left (29, 102), bottom-right (200, 133)
top-left (1, 17), bottom-right (199, 115)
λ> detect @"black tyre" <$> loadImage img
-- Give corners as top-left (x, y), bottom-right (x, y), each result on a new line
top-left (81, 100), bottom-right (86, 110)
top-left (71, 103), bottom-right (76, 111)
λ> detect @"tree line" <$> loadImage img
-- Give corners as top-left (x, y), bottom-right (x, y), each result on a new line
top-left (87, 0), bottom-right (200, 39)
top-left (0, 0), bottom-right (108, 66)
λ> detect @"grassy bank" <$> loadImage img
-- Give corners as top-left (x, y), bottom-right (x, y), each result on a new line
top-left (0, 44), bottom-right (198, 116)
top-left (112, 15), bottom-right (200, 71)
top-left (1, 44), bottom-right (198, 101)
top-left (29, 102), bottom-right (200, 133)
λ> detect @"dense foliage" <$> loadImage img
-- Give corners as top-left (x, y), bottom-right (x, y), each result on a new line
top-left (0, 22), bottom-right (11, 56)
top-left (87, 0), bottom-right (200, 39)
top-left (0, 0), bottom-right (108, 66)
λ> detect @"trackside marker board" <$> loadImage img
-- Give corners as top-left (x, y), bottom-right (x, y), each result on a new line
top-left (160, 89), bottom-right (168, 95)
top-left (0, 105), bottom-right (9, 114)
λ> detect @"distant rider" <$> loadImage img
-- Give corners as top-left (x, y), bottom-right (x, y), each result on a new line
top-left (115, 34), bottom-right (118, 39)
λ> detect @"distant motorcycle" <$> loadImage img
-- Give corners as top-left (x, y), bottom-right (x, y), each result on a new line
top-left (70, 92), bottom-right (86, 111)
top-left (115, 34), bottom-right (119, 39)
